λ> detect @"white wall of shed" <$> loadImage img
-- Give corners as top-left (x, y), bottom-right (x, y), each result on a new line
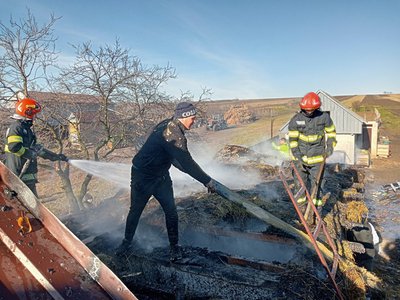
top-left (328, 134), bottom-right (356, 165)
top-left (367, 121), bottom-right (379, 157)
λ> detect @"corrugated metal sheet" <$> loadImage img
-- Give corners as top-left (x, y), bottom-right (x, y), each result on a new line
top-left (0, 162), bottom-right (137, 300)
top-left (280, 90), bottom-right (365, 134)
top-left (318, 91), bottom-right (365, 134)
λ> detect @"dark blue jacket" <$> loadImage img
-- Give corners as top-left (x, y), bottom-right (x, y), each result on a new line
top-left (288, 110), bottom-right (336, 165)
top-left (132, 118), bottom-right (211, 185)
top-left (5, 118), bottom-right (60, 182)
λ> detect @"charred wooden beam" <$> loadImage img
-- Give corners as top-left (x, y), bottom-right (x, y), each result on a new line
top-left (213, 180), bottom-right (382, 290)
top-left (214, 180), bottom-right (333, 257)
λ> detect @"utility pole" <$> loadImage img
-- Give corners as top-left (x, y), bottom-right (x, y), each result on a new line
top-left (270, 118), bottom-right (275, 139)
top-left (269, 108), bottom-right (275, 139)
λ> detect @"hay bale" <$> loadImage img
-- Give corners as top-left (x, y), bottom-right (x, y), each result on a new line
top-left (346, 202), bottom-right (368, 223)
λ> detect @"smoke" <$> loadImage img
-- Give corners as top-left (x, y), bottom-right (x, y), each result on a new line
top-left (69, 160), bottom-right (131, 188)
top-left (326, 150), bottom-right (348, 164)
top-left (181, 228), bottom-right (298, 263)
top-left (69, 141), bottom-right (269, 197)
top-left (68, 142), bottom-right (283, 254)
top-left (250, 140), bottom-right (286, 166)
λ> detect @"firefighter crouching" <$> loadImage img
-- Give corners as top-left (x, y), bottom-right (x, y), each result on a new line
top-left (288, 92), bottom-right (337, 206)
top-left (4, 98), bottom-right (68, 197)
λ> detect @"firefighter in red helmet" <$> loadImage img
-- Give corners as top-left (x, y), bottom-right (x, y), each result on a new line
top-left (288, 92), bottom-right (336, 206)
top-left (4, 98), bottom-right (68, 196)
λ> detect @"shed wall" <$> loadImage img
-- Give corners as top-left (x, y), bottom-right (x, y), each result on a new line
top-left (327, 134), bottom-right (356, 165)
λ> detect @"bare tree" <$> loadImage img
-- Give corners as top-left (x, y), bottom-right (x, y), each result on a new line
top-left (53, 40), bottom-right (176, 211)
top-left (0, 9), bottom-right (60, 100)
top-left (0, 10), bottom-right (60, 157)
top-left (0, 10), bottom-right (68, 207)
top-left (0, 10), bottom-right (209, 214)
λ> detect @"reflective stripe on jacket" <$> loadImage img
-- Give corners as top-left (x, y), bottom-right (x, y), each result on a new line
top-left (288, 110), bottom-right (336, 165)
top-left (4, 119), bottom-right (38, 180)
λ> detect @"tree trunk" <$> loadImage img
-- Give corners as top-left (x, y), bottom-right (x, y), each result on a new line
top-left (56, 163), bottom-right (82, 212)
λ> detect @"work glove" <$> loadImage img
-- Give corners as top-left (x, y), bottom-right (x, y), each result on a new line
top-left (58, 154), bottom-right (69, 162)
top-left (205, 179), bottom-right (217, 194)
top-left (25, 144), bottom-right (44, 159)
top-left (291, 152), bottom-right (301, 162)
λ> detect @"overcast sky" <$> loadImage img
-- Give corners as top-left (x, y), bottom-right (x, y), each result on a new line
top-left (1, 0), bottom-right (399, 100)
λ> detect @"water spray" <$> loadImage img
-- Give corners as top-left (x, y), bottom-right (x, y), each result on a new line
top-left (69, 160), bottom-right (131, 189)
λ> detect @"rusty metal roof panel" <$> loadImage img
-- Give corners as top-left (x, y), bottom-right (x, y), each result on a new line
top-left (0, 162), bottom-right (137, 300)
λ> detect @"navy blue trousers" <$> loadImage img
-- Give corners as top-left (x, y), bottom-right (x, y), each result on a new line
top-left (124, 167), bottom-right (178, 246)
top-left (294, 162), bottom-right (323, 199)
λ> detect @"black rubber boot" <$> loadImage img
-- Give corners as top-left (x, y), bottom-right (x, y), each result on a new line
top-left (169, 245), bottom-right (183, 262)
top-left (115, 239), bottom-right (132, 256)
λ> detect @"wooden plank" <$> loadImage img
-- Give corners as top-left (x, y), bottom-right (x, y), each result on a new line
top-left (377, 144), bottom-right (390, 157)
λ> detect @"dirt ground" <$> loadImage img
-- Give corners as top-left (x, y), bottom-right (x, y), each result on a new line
top-left (367, 136), bottom-right (400, 184)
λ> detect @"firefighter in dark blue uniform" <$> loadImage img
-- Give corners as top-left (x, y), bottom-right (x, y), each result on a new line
top-left (116, 102), bottom-right (217, 260)
top-left (4, 98), bottom-right (68, 196)
top-left (288, 92), bottom-right (336, 206)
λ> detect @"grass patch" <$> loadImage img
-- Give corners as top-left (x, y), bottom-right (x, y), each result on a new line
top-left (341, 95), bottom-right (366, 109)
top-left (378, 107), bottom-right (400, 130)
top-left (230, 113), bottom-right (293, 146)
top-left (352, 103), bottom-right (400, 135)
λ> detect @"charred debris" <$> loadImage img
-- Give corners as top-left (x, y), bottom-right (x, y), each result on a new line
top-left (63, 145), bottom-right (384, 299)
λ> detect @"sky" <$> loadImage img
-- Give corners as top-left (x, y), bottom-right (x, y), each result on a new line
top-left (1, 0), bottom-right (399, 100)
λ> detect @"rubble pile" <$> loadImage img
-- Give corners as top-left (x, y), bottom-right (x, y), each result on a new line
top-left (364, 182), bottom-right (400, 298)
top-left (214, 144), bottom-right (280, 180)
top-left (223, 104), bottom-right (256, 126)
top-left (60, 145), bottom-right (387, 299)
top-left (86, 232), bottom-right (337, 300)
top-left (214, 144), bottom-right (256, 161)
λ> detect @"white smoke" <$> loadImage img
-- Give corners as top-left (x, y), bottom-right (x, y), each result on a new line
top-left (68, 141), bottom-right (287, 255)
top-left (69, 160), bottom-right (131, 188)
top-left (69, 140), bottom-right (267, 198)
top-left (250, 140), bottom-right (286, 166)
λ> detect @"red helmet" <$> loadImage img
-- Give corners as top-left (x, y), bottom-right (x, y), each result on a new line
top-left (299, 92), bottom-right (321, 110)
top-left (15, 98), bottom-right (42, 118)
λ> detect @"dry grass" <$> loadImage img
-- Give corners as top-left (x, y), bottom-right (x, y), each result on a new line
top-left (229, 113), bottom-right (293, 146)
top-left (340, 95), bottom-right (366, 109)
top-left (346, 201), bottom-right (369, 223)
